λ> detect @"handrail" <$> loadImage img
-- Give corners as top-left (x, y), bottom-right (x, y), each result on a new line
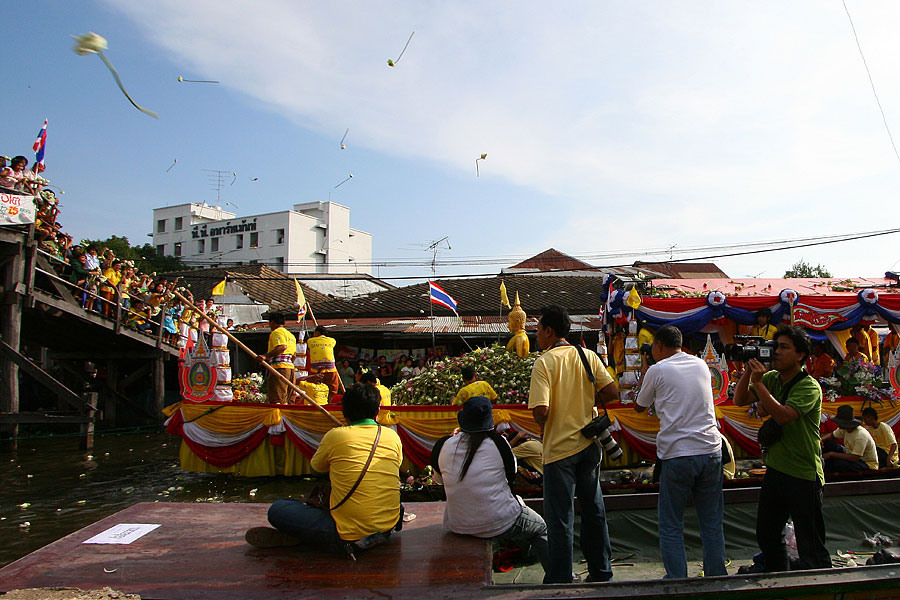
top-left (32, 264), bottom-right (178, 347)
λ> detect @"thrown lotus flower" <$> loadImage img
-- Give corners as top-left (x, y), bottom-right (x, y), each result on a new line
top-left (72, 32), bottom-right (158, 119)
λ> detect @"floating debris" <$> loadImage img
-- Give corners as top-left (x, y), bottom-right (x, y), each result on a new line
top-left (72, 32), bottom-right (158, 118)
top-left (18, 503), bottom-right (30, 509)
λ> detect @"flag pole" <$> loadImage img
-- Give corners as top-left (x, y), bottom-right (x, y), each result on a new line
top-left (430, 290), bottom-right (436, 352)
top-left (171, 289), bottom-right (342, 426)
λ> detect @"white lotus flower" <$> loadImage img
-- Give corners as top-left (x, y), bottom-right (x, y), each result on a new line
top-left (72, 32), bottom-right (108, 55)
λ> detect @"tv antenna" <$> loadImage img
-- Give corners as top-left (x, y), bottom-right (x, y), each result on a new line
top-left (423, 236), bottom-right (451, 277)
top-left (202, 169), bottom-right (230, 205)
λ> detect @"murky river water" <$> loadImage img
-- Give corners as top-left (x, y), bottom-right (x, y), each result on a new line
top-left (0, 430), bottom-right (316, 568)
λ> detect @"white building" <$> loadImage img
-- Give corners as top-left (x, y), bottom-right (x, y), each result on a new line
top-left (151, 201), bottom-right (373, 275)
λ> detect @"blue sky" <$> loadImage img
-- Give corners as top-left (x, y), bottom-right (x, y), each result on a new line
top-left (4, 1), bottom-right (900, 282)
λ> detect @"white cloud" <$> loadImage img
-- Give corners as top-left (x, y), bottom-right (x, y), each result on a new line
top-left (103, 0), bottom-right (900, 276)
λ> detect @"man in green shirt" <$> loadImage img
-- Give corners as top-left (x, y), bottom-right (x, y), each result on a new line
top-left (734, 326), bottom-right (832, 572)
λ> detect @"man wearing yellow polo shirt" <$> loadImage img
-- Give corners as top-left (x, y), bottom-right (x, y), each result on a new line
top-left (529, 305), bottom-right (618, 584)
top-left (360, 371), bottom-right (392, 406)
top-left (454, 366), bottom-right (499, 405)
top-left (308, 326), bottom-right (340, 399)
top-left (256, 313), bottom-right (296, 404)
top-left (749, 309), bottom-right (778, 340)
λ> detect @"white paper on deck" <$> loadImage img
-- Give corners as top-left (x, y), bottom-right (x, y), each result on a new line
top-left (82, 523), bottom-right (161, 544)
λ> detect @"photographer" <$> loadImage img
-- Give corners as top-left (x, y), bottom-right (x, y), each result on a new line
top-left (733, 326), bottom-right (831, 572)
top-left (528, 305), bottom-right (618, 583)
top-left (634, 325), bottom-right (725, 579)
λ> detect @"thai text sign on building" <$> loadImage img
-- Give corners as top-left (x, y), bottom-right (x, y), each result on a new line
top-left (0, 193), bottom-right (36, 226)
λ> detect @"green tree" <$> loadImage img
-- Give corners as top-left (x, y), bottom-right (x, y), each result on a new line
top-left (81, 235), bottom-right (190, 273)
top-left (784, 259), bottom-right (832, 278)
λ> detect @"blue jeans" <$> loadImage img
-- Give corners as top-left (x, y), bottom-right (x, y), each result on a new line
top-left (267, 499), bottom-right (346, 554)
top-left (495, 502), bottom-right (551, 574)
top-left (542, 442), bottom-right (612, 583)
top-left (658, 451), bottom-right (726, 579)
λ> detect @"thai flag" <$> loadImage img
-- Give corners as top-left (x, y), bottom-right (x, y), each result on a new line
top-left (33, 119), bottom-right (47, 167)
top-left (429, 281), bottom-right (458, 314)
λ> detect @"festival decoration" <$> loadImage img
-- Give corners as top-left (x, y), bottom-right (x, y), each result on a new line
top-left (177, 75), bottom-right (220, 84)
top-left (166, 158), bottom-right (177, 172)
top-left (387, 31), bottom-right (415, 67)
top-left (340, 128), bottom-right (349, 150)
top-left (334, 174), bottom-right (353, 188)
top-left (391, 343), bottom-right (535, 405)
top-left (889, 347), bottom-right (900, 396)
top-left (179, 333), bottom-right (217, 402)
top-left (72, 32), bottom-right (158, 119)
top-left (700, 335), bottom-right (730, 404)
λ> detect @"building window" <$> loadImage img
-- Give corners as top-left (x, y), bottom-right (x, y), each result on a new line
top-left (174, 242), bottom-right (182, 257)
top-left (197, 239), bottom-right (205, 254)
top-left (174, 217), bottom-right (183, 231)
top-left (235, 234), bottom-right (243, 249)
top-left (276, 229), bottom-right (285, 245)
top-left (274, 257), bottom-right (284, 270)
top-left (211, 237), bottom-right (219, 252)
top-left (157, 219), bottom-right (166, 233)
top-left (250, 232), bottom-right (259, 248)
top-left (156, 244), bottom-right (165, 256)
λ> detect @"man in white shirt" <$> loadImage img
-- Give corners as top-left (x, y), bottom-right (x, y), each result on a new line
top-left (634, 325), bottom-right (726, 579)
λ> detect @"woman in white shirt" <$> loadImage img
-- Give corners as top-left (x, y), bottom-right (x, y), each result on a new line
top-left (431, 396), bottom-right (549, 574)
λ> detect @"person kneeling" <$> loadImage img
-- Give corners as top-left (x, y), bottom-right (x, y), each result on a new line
top-left (821, 405), bottom-right (879, 474)
top-left (431, 396), bottom-right (550, 574)
top-left (245, 384), bottom-right (403, 557)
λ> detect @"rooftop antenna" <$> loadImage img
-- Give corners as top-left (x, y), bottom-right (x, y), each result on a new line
top-left (667, 243), bottom-right (677, 260)
top-left (202, 169), bottom-right (230, 205)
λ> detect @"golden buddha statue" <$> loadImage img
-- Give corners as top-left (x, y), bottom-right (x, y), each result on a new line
top-left (506, 292), bottom-right (530, 358)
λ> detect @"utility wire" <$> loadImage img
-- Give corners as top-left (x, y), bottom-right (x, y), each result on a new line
top-left (173, 226), bottom-right (900, 281)
top-left (842, 0), bottom-right (900, 167)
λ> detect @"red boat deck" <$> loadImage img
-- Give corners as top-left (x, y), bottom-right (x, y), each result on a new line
top-left (0, 502), bottom-right (490, 599)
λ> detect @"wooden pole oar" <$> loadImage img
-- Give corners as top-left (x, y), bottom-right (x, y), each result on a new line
top-left (171, 290), bottom-right (342, 426)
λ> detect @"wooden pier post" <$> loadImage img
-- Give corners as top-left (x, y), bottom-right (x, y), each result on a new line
top-left (0, 232), bottom-right (25, 451)
top-left (79, 392), bottom-right (97, 451)
top-left (152, 353), bottom-right (165, 422)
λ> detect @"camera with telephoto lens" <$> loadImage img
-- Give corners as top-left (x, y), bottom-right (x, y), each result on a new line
top-left (725, 335), bottom-right (777, 363)
top-left (581, 414), bottom-right (624, 461)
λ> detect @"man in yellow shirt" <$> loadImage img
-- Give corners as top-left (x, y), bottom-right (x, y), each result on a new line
top-left (245, 384), bottom-right (403, 555)
top-left (883, 329), bottom-right (900, 364)
top-left (844, 338), bottom-right (869, 364)
top-left (821, 405), bottom-right (878, 473)
top-left (256, 313), bottom-right (296, 404)
top-left (862, 407), bottom-right (898, 468)
top-left (852, 324), bottom-right (879, 366)
top-left (809, 344), bottom-right (835, 379)
top-left (360, 372), bottom-right (392, 406)
top-left (529, 305), bottom-right (618, 584)
top-left (308, 326), bottom-right (340, 398)
top-left (748, 309), bottom-right (778, 340)
top-left (99, 259), bottom-right (122, 318)
top-left (454, 366), bottom-right (498, 405)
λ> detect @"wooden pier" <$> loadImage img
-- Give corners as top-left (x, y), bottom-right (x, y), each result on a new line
top-left (0, 226), bottom-right (179, 450)
top-left (3, 501), bottom-right (900, 599)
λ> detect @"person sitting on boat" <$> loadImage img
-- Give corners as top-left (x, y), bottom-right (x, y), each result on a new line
top-left (861, 407), bottom-right (898, 469)
top-left (496, 422), bottom-right (544, 479)
top-left (255, 312), bottom-right (296, 404)
top-left (748, 308), bottom-right (777, 340)
top-left (809, 343), bottom-right (834, 379)
top-left (733, 325), bottom-right (832, 572)
top-left (453, 366), bottom-right (498, 405)
top-left (245, 383), bottom-right (403, 555)
top-left (307, 325), bottom-right (340, 398)
top-left (431, 396), bottom-right (550, 574)
top-left (359, 371), bottom-right (392, 406)
top-left (821, 405), bottom-right (879, 473)
top-left (843, 338), bottom-right (869, 365)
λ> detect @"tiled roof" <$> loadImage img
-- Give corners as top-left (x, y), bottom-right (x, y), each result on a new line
top-left (633, 262), bottom-right (728, 279)
top-left (313, 275), bottom-right (609, 318)
top-left (158, 265), bottom-right (329, 310)
top-left (506, 248), bottom-right (597, 272)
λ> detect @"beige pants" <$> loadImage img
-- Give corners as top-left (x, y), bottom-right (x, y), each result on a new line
top-left (268, 366), bottom-right (295, 404)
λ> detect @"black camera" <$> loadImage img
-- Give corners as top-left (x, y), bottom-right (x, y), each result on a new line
top-left (725, 336), bottom-right (777, 363)
top-left (581, 414), bottom-right (624, 461)
top-left (640, 342), bottom-right (655, 366)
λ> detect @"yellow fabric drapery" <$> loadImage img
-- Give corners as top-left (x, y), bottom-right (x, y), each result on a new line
top-left (609, 408), bottom-right (660, 433)
top-left (178, 403), bottom-right (282, 434)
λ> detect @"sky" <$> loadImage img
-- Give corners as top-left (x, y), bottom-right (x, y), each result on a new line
top-left (4, 1), bottom-right (900, 282)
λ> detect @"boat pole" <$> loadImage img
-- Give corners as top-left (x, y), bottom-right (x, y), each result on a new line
top-left (171, 290), bottom-right (343, 426)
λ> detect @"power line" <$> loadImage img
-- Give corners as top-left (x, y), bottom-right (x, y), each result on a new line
top-left (842, 0), bottom-right (900, 167)
top-left (173, 226), bottom-right (900, 281)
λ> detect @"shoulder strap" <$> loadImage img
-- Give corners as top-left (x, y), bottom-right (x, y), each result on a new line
top-left (331, 424), bottom-right (381, 511)
top-left (574, 344), bottom-right (611, 416)
top-left (489, 432), bottom-right (517, 488)
top-left (777, 370), bottom-right (810, 405)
